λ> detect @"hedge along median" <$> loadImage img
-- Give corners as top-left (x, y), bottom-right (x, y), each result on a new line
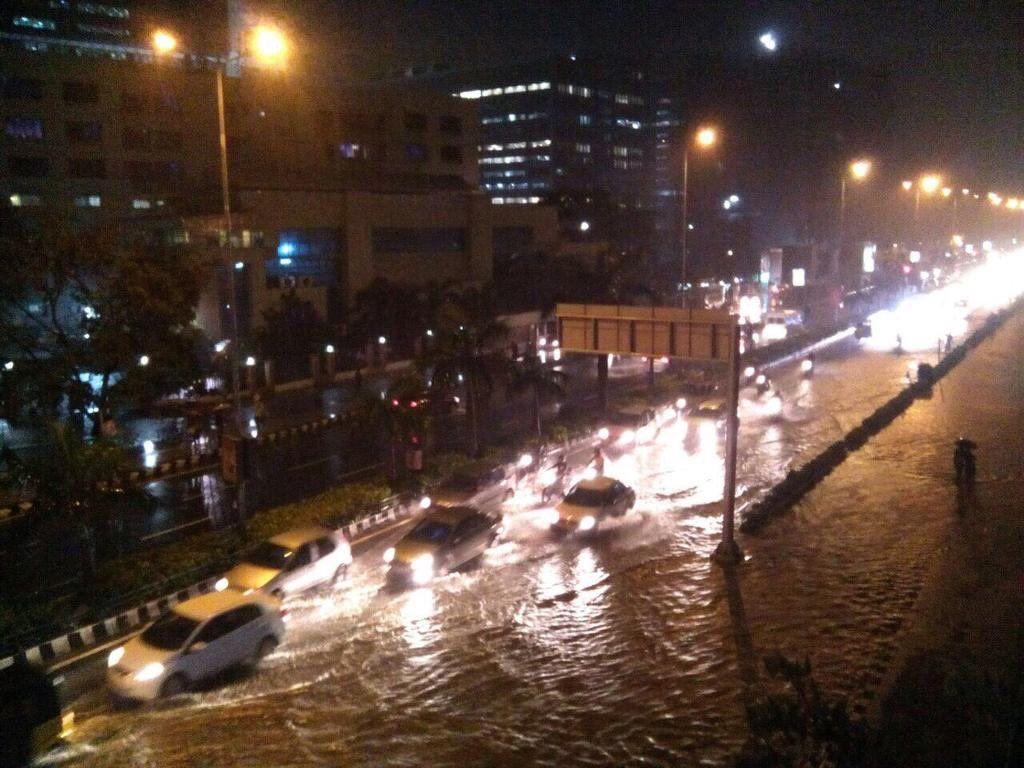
top-left (740, 297), bottom-right (1024, 534)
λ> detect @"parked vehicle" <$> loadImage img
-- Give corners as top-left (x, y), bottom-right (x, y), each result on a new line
top-left (546, 476), bottom-right (636, 533)
top-left (426, 467), bottom-right (513, 511)
top-left (384, 506), bottom-right (503, 586)
top-left (222, 526), bottom-right (352, 598)
top-left (106, 591), bottom-right (285, 702)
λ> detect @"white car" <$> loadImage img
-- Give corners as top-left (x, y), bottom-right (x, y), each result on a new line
top-left (548, 476), bottom-right (636, 533)
top-left (222, 526), bottom-right (352, 598)
top-left (107, 590), bottom-right (284, 701)
top-left (598, 406), bottom-right (661, 448)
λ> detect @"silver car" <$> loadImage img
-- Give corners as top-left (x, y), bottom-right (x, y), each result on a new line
top-left (222, 526), bottom-right (352, 598)
top-left (106, 590), bottom-right (285, 701)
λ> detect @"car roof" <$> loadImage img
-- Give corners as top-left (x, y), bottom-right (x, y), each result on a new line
top-left (172, 589), bottom-right (276, 621)
top-left (423, 505), bottom-right (482, 525)
top-left (268, 526), bottom-right (332, 549)
top-left (698, 398), bottom-right (726, 408)
top-left (573, 476), bottom-right (618, 491)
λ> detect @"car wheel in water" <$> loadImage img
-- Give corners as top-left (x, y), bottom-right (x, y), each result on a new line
top-left (254, 636), bottom-right (278, 664)
top-left (159, 673), bottom-right (188, 699)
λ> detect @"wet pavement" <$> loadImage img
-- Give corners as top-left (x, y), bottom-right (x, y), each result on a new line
top-left (42, 259), bottom-right (1024, 767)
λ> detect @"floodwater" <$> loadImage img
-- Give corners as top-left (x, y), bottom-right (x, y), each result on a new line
top-left (47, 258), bottom-right (1024, 767)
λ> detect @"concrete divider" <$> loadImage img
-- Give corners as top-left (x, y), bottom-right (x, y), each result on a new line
top-left (740, 297), bottom-right (1022, 534)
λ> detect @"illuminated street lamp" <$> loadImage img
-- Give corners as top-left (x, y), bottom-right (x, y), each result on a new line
top-left (758, 31), bottom-right (778, 51)
top-left (838, 158), bottom-right (872, 247)
top-left (152, 25), bottom-right (289, 435)
top-left (919, 174), bottom-right (942, 195)
top-left (151, 29), bottom-right (178, 55)
top-left (901, 180), bottom-right (913, 191)
top-left (681, 124), bottom-right (719, 291)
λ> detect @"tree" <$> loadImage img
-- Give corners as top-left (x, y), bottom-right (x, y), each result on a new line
top-left (510, 354), bottom-right (567, 438)
top-left (256, 290), bottom-right (331, 372)
top-left (1, 422), bottom-right (152, 578)
top-left (343, 374), bottom-right (429, 479)
top-left (421, 286), bottom-right (509, 457)
top-left (0, 211), bottom-right (205, 425)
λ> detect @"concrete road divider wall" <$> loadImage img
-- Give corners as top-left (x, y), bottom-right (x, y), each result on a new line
top-left (740, 297), bottom-right (1022, 534)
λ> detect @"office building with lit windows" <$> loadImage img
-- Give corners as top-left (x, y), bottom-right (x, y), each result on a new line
top-left (395, 56), bottom-right (658, 253)
top-left (0, 43), bottom-right (557, 339)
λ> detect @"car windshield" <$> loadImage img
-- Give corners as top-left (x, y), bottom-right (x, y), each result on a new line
top-left (244, 541), bottom-right (294, 570)
top-left (407, 520), bottom-right (453, 543)
top-left (564, 487), bottom-right (610, 507)
top-left (441, 474), bottom-right (480, 492)
top-left (141, 612), bottom-right (200, 650)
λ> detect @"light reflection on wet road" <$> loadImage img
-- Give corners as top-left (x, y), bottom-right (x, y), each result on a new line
top-left (49, 261), bottom-right (1024, 767)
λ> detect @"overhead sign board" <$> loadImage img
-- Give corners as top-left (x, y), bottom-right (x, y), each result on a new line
top-left (556, 303), bottom-right (736, 363)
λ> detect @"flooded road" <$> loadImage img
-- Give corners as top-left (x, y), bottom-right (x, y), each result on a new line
top-left (48, 260), bottom-right (1024, 767)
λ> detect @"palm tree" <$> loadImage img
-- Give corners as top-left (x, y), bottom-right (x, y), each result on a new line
top-left (510, 355), bottom-right (568, 438)
top-left (421, 286), bottom-right (508, 457)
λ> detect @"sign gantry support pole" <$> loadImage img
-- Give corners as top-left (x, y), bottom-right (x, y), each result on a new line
top-left (713, 321), bottom-right (744, 564)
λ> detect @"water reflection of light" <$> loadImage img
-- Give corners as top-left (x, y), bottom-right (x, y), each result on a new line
top-left (400, 587), bottom-right (438, 652)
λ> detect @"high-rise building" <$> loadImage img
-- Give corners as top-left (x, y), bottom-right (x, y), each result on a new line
top-left (394, 56), bottom-right (658, 254)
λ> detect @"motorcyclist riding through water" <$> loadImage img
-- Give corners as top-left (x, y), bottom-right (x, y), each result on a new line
top-left (953, 437), bottom-right (977, 484)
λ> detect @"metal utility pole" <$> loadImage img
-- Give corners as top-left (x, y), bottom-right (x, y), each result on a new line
top-left (216, 66), bottom-right (242, 434)
top-left (681, 148), bottom-right (690, 292)
top-left (714, 322), bottom-right (744, 564)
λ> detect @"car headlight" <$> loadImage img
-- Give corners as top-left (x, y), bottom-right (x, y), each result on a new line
top-left (578, 515), bottom-right (596, 531)
top-left (675, 397), bottom-right (687, 410)
top-left (755, 373), bottom-right (766, 386)
top-left (134, 662), bottom-right (165, 682)
top-left (383, 547), bottom-right (395, 564)
top-left (618, 429), bottom-right (636, 445)
top-left (107, 646), bottom-right (124, 668)
top-left (542, 508), bottom-right (560, 526)
top-left (412, 553), bottom-right (434, 572)
top-left (801, 359), bottom-right (814, 373)
top-left (597, 427), bottom-right (610, 441)
top-left (214, 577), bottom-right (229, 592)
top-left (539, 468), bottom-right (556, 486)
top-left (419, 496), bottom-right (432, 510)
top-left (765, 395), bottom-right (783, 416)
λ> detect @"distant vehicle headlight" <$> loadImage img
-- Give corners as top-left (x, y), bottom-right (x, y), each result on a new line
top-left (618, 429), bottom-right (636, 445)
top-left (755, 373), bottom-right (766, 386)
top-left (134, 662), bottom-right (165, 682)
top-left (107, 646), bottom-right (124, 668)
top-left (800, 359), bottom-right (814, 373)
top-left (214, 577), bottom-right (229, 592)
top-left (542, 508), bottom-right (560, 527)
top-left (765, 395), bottom-right (783, 416)
top-left (383, 547), bottom-right (396, 564)
top-left (578, 515), bottom-right (597, 532)
top-left (675, 397), bottom-right (687, 410)
top-left (419, 496), bottom-right (432, 509)
top-left (597, 427), bottom-right (610, 441)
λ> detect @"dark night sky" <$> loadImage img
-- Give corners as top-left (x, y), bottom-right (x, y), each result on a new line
top-left (309, 0), bottom-right (1023, 187)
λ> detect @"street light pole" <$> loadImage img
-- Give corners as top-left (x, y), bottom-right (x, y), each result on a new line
top-left (680, 148), bottom-right (690, 292)
top-left (713, 320), bottom-right (743, 564)
top-left (215, 65), bottom-right (242, 434)
top-left (838, 176), bottom-right (847, 247)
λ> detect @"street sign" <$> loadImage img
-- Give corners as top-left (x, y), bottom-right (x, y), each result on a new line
top-left (555, 302), bottom-right (743, 563)
top-left (556, 304), bottom-right (735, 363)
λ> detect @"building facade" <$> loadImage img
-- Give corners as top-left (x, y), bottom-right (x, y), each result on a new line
top-left (395, 56), bottom-right (658, 254)
top-left (1, 45), bottom-right (557, 341)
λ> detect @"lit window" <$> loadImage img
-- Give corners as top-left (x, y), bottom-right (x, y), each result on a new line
top-left (9, 193), bottom-right (42, 207)
top-left (4, 117), bottom-right (44, 140)
top-left (74, 195), bottom-right (102, 207)
top-left (13, 16), bottom-right (57, 31)
top-left (338, 142), bottom-right (363, 159)
top-left (579, 115), bottom-right (592, 126)
top-left (576, 143), bottom-right (591, 154)
top-left (131, 198), bottom-right (151, 209)
top-left (76, 3), bottom-right (130, 18)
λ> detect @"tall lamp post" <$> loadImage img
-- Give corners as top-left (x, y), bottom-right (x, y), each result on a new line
top-left (680, 125), bottom-right (718, 294)
top-left (838, 158), bottom-right (872, 248)
top-left (152, 26), bottom-right (288, 433)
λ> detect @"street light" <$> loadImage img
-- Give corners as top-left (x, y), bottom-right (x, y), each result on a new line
top-left (151, 29), bottom-right (178, 55)
top-left (152, 26), bottom-right (288, 436)
top-left (919, 174), bottom-right (942, 195)
top-left (839, 158), bottom-right (872, 248)
top-left (681, 124), bottom-right (718, 293)
top-left (758, 31), bottom-right (778, 51)
top-left (901, 180), bottom-right (913, 191)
